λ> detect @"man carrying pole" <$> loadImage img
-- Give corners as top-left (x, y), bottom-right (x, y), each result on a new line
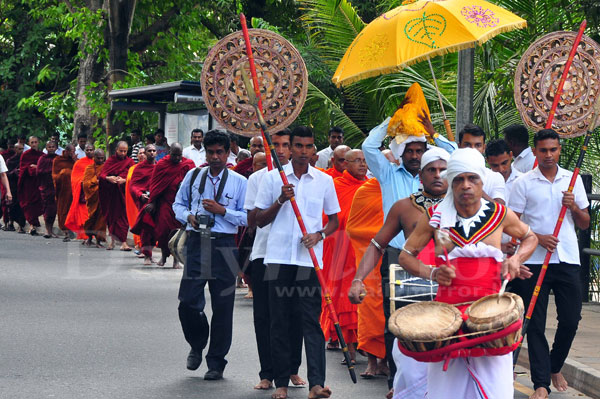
top-left (509, 129), bottom-right (590, 399)
top-left (255, 126), bottom-right (340, 399)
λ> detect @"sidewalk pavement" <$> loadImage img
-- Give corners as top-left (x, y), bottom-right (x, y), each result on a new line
top-left (517, 297), bottom-right (600, 399)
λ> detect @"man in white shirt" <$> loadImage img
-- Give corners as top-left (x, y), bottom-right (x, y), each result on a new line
top-left (485, 139), bottom-right (524, 255)
top-left (43, 133), bottom-right (64, 156)
top-left (315, 126), bottom-right (344, 169)
top-left (458, 123), bottom-right (505, 203)
top-left (74, 132), bottom-right (88, 159)
top-left (226, 133), bottom-right (239, 166)
top-left (182, 129), bottom-right (206, 167)
top-left (504, 124), bottom-right (535, 173)
top-left (0, 154), bottom-right (12, 207)
top-left (244, 129), bottom-right (305, 390)
top-left (255, 126), bottom-right (340, 399)
top-left (509, 129), bottom-right (590, 399)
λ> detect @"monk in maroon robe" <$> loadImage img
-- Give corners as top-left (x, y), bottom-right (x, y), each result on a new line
top-left (145, 144), bottom-right (195, 267)
top-left (18, 136), bottom-right (44, 235)
top-left (52, 145), bottom-right (76, 240)
top-left (129, 144), bottom-right (157, 264)
top-left (37, 141), bottom-right (59, 238)
top-left (233, 135), bottom-right (264, 178)
top-left (98, 141), bottom-right (134, 250)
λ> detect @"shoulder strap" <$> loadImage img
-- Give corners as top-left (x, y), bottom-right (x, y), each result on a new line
top-left (198, 167), bottom-right (229, 207)
top-left (188, 167), bottom-right (203, 211)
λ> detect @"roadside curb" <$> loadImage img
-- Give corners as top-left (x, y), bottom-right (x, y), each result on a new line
top-left (517, 343), bottom-right (600, 399)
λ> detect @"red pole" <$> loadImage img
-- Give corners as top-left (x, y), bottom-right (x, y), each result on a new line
top-left (238, 14), bottom-right (357, 383)
top-left (239, 14), bottom-right (273, 171)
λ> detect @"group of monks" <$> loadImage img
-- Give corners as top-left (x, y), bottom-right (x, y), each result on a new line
top-left (0, 135), bottom-right (195, 268)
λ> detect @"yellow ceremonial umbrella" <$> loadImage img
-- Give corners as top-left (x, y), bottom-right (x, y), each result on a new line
top-left (332, 0), bottom-right (527, 139)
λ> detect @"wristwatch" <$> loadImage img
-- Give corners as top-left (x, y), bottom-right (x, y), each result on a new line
top-left (319, 230), bottom-right (326, 241)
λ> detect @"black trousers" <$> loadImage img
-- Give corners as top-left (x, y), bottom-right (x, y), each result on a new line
top-left (178, 232), bottom-right (238, 372)
top-left (268, 264), bottom-right (325, 389)
top-left (250, 258), bottom-right (303, 381)
top-left (381, 246), bottom-right (400, 389)
top-left (511, 262), bottom-right (582, 394)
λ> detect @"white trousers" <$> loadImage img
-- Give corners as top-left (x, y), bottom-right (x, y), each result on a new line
top-left (393, 338), bottom-right (428, 399)
top-left (426, 353), bottom-right (514, 399)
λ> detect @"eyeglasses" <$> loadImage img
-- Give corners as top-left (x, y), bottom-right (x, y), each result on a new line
top-left (346, 159), bottom-right (367, 164)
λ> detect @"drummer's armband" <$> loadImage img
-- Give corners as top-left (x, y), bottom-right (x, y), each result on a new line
top-left (401, 244), bottom-right (418, 257)
top-left (520, 226), bottom-right (531, 241)
top-left (371, 238), bottom-right (385, 254)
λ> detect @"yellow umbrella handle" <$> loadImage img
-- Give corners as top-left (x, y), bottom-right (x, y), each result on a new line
top-left (443, 119), bottom-right (455, 142)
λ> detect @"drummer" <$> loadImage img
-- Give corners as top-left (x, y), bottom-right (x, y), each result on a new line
top-left (398, 148), bottom-right (538, 399)
top-left (349, 146), bottom-right (449, 398)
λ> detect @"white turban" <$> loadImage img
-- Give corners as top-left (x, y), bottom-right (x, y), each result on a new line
top-left (389, 135), bottom-right (427, 160)
top-left (430, 148), bottom-right (487, 229)
top-left (420, 146), bottom-right (450, 169)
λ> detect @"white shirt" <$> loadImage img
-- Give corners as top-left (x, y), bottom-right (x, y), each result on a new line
top-left (75, 146), bottom-right (86, 159)
top-left (315, 146), bottom-right (334, 169)
top-left (501, 167), bottom-right (523, 244)
top-left (227, 152), bottom-right (237, 166)
top-left (509, 166), bottom-right (589, 265)
top-left (182, 145), bottom-right (206, 167)
top-left (504, 167), bottom-right (523, 206)
top-left (244, 167), bottom-right (270, 261)
top-left (512, 147), bottom-right (535, 173)
top-left (483, 168), bottom-right (505, 202)
top-left (255, 163), bottom-right (341, 267)
top-left (0, 154), bottom-right (7, 173)
top-left (44, 146), bottom-right (64, 156)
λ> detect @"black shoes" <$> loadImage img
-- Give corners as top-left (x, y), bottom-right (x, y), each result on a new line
top-left (204, 369), bottom-right (223, 380)
top-left (186, 349), bottom-right (202, 371)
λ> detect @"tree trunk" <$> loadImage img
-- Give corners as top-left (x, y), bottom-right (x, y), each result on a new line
top-left (72, 0), bottom-right (106, 142)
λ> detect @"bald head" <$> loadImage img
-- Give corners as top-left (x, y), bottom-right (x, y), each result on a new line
top-left (116, 141), bottom-right (128, 159)
top-left (331, 144), bottom-right (351, 173)
top-left (63, 144), bottom-right (75, 160)
top-left (28, 136), bottom-right (39, 151)
top-left (85, 143), bottom-right (95, 159)
top-left (249, 135), bottom-right (265, 156)
top-left (170, 142), bottom-right (183, 164)
top-left (144, 144), bottom-right (156, 163)
top-left (344, 149), bottom-right (367, 180)
top-left (93, 149), bottom-right (105, 165)
top-left (252, 152), bottom-right (267, 172)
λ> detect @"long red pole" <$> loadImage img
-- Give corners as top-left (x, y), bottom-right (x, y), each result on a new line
top-left (239, 14), bottom-right (273, 171)
top-left (238, 14), bottom-right (357, 384)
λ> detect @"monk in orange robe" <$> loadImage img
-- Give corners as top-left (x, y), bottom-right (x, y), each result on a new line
top-left (65, 143), bottom-right (94, 239)
top-left (98, 141), bottom-right (134, 250)
top-left (52, 144), bottom-right (76, 241)
top-left (348, 148), bottom-right (449, 391)
top-left (125, 147), bottom-right (147, 254)
top-left (18, 136), bottom-right (44, 235)
top-left (346, 178), bottom-right (386, 377)
top-left (323, 145), bottom-right (349, 179)
top-left (83, 149), bottom-right (107, 247)
top-left (320, 149), bottom-right (367, 364)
